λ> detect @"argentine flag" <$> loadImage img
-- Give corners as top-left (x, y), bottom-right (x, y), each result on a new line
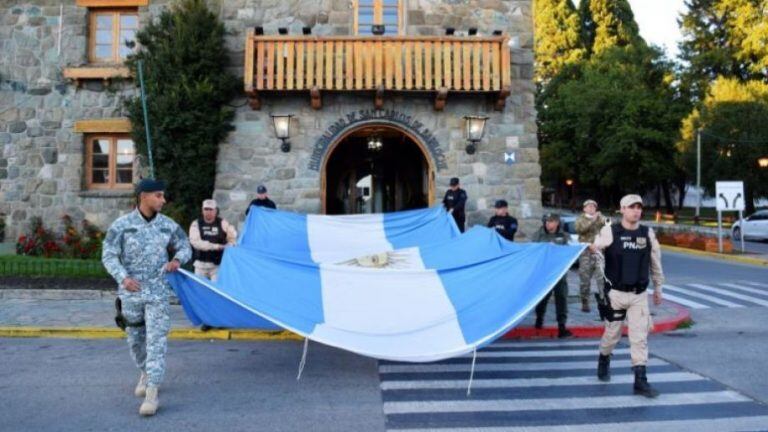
top-left (169, 207), bottom-right (583, 362)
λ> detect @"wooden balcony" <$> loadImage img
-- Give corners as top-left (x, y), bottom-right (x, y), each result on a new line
top-left (244, 32), bottom-right (511, 111)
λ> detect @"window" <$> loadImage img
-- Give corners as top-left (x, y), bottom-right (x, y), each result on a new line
top-left (89, 9), bottom-right (138, 63)
top-left (85, 135), bottom-right (135, 189)
top-left (354, 0), bottom-right (402, 36)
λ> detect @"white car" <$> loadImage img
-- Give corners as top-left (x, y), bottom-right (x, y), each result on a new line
top-left (732, 210), bottom-right (768, 241)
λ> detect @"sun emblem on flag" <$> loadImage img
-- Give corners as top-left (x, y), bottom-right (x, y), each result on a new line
top-left (337, 251), bottom-right (413, 269)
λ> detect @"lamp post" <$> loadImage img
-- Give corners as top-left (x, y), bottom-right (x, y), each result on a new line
top-left (696, 128), bottom-right (702, 218)
top-left (463, 115), bottom-right (488, 155)
top-left (271, 114), bottom-right (293, 153)
top-left (565, 179), bottom-right (574, 209)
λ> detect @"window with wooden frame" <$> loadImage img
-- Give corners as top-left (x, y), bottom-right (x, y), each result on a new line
top-left (88, 8), bottom-right (138, 63)
top-left (354, 0), bottom-right (403, 36)
top-left (85, 135), bottom-right (136, 190)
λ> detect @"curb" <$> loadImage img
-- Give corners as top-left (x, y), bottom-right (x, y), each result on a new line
top-left (0, 326), bottom-right (304, 341)
top-left (503, 300), bottom-right (691, 339)
top-left (0, 302), bottom-right (690, 341)
top-left (660, 245), bottom-right (768, 267)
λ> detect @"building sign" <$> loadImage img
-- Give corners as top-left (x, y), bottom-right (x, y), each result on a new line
top-left (309, 109), bottom-right (448, 171)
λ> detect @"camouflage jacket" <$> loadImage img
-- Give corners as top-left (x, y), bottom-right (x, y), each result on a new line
top-left (102, 209), bottom-right (191, 301)
top-left (575, 213), bottom-right (605, 243)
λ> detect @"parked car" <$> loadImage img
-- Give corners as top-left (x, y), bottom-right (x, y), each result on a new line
top-left (732, 210), bottom-right (768, 241)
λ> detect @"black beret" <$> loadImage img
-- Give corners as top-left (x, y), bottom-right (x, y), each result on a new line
top-left (135, 178), bottom-right (166, 195)
top-left (494, 199), bottom-right (508, 208)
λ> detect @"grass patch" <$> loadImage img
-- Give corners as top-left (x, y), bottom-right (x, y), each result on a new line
top-left (0, 255), bottom-right (109, 278)
top-left (676, 318), bottom-right (695, 330)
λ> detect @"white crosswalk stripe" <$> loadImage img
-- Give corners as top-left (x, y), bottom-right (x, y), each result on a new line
top-left (659, 282), bottom-right (768, 309)
top-left (664, 284), bottom-right (745, 308)
top-left (689, 283), bottom-right (768, 307)
top-left (651, 289), bottom-right (710, 309)
top-left (379, 340), bottom-right (768, 431)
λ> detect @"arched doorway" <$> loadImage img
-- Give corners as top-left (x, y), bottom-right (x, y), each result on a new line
top-left (322, 124), bottom-right (434, 215)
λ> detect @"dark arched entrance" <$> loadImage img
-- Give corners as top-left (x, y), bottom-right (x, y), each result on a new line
top-left (322, 124), bottom-right (434, 215)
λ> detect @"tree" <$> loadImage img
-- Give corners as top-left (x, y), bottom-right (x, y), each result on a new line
top-left (124, 0), bottom-right (238, 227)
top-left (578, 0), bottom-right (643, 55)
top-left (677, 0), bottom-right (764, 101)
top-left (538, 45), bottom-right (684, 208)
top-left (717, 0), bottom-right (768, 75)
top-left (534, 0), bottom-right (585, 83)
top-left (679, 78), bottom-right (768, 213)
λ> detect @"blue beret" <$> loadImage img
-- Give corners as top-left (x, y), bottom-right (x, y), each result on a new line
top-left (135, 178), bottom-right (166, 194)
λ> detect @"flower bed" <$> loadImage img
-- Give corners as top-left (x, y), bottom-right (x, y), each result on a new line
top-left (655, 228), bottom-right (733, 253)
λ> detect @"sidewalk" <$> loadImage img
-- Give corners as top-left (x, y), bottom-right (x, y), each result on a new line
top-left (0, 270), bottom-right (690, 340)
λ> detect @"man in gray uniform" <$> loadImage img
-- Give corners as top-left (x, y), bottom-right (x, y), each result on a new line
top-left (102, 178), bottom-right (191, 416)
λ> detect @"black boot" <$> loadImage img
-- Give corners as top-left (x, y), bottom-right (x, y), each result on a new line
top-left (557, 323), bottom-right (573, 338)
top-left (534, 315), bottom-right (543, 329)
top-left (632, 366), bottom-right (659, 398)
top-left (597, 354), bottom-right (611, 382)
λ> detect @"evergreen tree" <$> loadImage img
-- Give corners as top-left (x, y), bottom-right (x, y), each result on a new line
top-left (578, 0), bottom-right (642, 55)
top-left (677, 0), bottom-right (767, 102)
top-left (534, 0), bottom-right (585, 83)
top-left (124, 0), bottom-right (238, 226)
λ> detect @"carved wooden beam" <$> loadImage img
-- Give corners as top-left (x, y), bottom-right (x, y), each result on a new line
top-left (246, 90), bottom-right (261, 110)
top-left (495, 85), bottom-right (511, 111)
top-left (310, 86), bottom-right (322, 110)
top-left (374, 85), bottom-right (385, 110)
top-left (434, 88), bottom-right (448, 111)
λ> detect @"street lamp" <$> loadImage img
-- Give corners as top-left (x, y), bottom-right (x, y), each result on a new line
top-left (271, 114), bottom-right (293, 153)
top-left (463, 115), bottom-right (488, 155)
top-left (759, 156), bottom-right (768, 168)
top-left (367, 136), bottom-right (383, 152)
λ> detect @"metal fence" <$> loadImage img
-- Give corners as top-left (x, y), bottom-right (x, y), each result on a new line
top-left (0, 259), bottom-right (109, 278)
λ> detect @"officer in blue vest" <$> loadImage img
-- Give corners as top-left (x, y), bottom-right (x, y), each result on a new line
top-left (102, 178), bottom-right (191, 416)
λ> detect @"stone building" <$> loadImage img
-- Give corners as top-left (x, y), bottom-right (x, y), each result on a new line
top-left (0, 0), bottom-right (541, 242)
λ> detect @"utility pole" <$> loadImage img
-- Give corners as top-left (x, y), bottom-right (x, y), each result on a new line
top-left (695, 128), bottom-right (701, 218)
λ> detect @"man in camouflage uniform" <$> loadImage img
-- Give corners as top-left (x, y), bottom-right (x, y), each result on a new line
top-left (102, 178), bottom-right (191, 416)
top-left (575, 199), bottom-right (606, 312)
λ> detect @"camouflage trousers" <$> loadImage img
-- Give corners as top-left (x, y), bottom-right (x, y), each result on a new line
top-left (120, 296), bottom-right (171, 387)
top-left (578, 251), bottom-right (604, 302)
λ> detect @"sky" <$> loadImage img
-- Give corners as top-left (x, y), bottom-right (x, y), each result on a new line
top-left (573, 0), bottom-right (688, 58)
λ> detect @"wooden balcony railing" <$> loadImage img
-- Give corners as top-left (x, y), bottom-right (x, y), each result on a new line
top-left (244, 32), bottom-right (511, 111)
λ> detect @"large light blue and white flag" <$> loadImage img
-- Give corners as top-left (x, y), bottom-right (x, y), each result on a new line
top-left (169, 207), bottom-right (584, 362)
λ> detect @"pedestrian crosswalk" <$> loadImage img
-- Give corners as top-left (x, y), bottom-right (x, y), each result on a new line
top-left (658, 280), bottom-right (768, 309)
top-left (378, 340), bottom-right (768, 431)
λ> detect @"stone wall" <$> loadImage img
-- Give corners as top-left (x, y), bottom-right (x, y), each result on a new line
top-left (1, 2), bottom-right (142, 241)
top-left (213, 0), bottom-right (541, 237)
top-left (1, 0), bottom-right (540, 241)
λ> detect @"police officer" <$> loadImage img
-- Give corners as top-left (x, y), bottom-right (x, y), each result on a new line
top-left (532, 213), bottom-right (573, 338)
top-left (575, 199), bottom-right (607, 312)
top-left (590, 194), bottom-right (664, 398)
top-left (487, 199), bottom-right (518, 241)
top-left (442, 177), bottom-right (468, 232)
top-left (189, 199), bottom-right (237, 282)
top-left (245, 184), bottom-right (276, 216)
top-left (102, 178), bottom-right (192, 416)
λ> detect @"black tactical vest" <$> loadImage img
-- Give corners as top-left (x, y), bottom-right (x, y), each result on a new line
top-left (604, 224), bottom-right (651, 292)
top-left (193, 217), bottom-right (227, 265)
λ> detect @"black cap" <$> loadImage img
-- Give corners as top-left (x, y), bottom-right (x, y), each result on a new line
top-left (449, 177), bottom-right (460, 186)
top-left (135, 178), bottom-right (166, 195)
top-left (257, 185), bottom-right (267, 194)
top-left (494, 199), bottom-right (508, 209)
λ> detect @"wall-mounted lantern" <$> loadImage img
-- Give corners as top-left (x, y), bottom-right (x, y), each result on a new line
top-left (271, 114), bottom-right (294, 153)
top-left (463, 115), bottom-right (488, 155)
